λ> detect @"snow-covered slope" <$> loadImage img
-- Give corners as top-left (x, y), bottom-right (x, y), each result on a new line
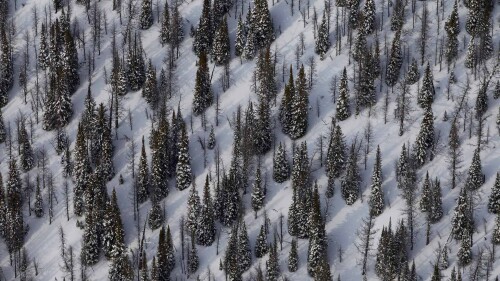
top-left (0, 0), bottom-right (499, 280)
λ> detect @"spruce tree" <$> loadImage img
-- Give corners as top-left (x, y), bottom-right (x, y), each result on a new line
top-left (186, 184), bottom-right (200, 236)
top-left (493, 212), bottom-right (500, 244)
top-left (457, 229), bottom-right (472, 266)
top-left (102, 189), bottom-right (126, 260)
top-left (143, 60), bottom-right (158, 107)
top-left (137, 137), bottom-right (150, 203)
top-left (176, 125), bottom-right (192, 190)
top-left (19, 122), bottom-right (34, 172)
top-left (465, 147), bottom-right (483, 191)
top-left (251, 167), bottom-right (265, 216)
top-left (431, 263), bottom-right (441, 281)
top-left (43, 67), bottom-right (73, 130)
top-left (451, 188), bottom-right (473, 240)
top-left (0, 29), bottom-right (13, 107)
top-left (251, 0), bottom-right (274, 50)
top-left (445, 1), bottom-right (460, 64)
top-left (108, 254), bottom-right (134, 281)
top-left (288, 238), bottom-right (298, 272)
top-left (429, 178), bottom-right (443, 223)
top-left (148, 201), bottom-right (164, 230)
top-left (192, 52), bottom-right (213, 115)
top-left (488, 173), bottom-right (500, 213)
top-left (369, 146), bottom-right (384, 216)
top-left (385, 30), bottom-right (403, 87)
top-left (81, 207), bottom-right (100, 266)
top-left (187, 238), bottom-right (199, 275)
top-left (238, 221), bottom-right (252, 272)
top-left (140, 0), bottom-right (154, 29)
top-left (33, 181), bottom-right (44, 218)
top-left (157, 226), bottom-right (175, 280)
top-left (197, 176), bottom-right (216, 246)
top-left (207, 125), bottom-right (216, 149)
top-left (475, 84), bottom-right (488, 119)
top-left (406, 58), bottom-right (419, 85)
top-left (160, 0), bottom-right (170, 45)
top-left (127, 37), bottom-right (146, 91)
top-left (315, 12), bottom-right (330, 59)
top-left (341, 143), bottom-right (360, 205)
top-left (290, 65), bottom-right (309, 139)
top-left (0, 108), bottom-right (5, 143)
top-left (212, 16), bottom-right (230, 66)
top-left (413, 106), bottom-right (434, 166)
top-left (420, 172), bottom-right (431, 212)
top-left (336, 68), bottom-right (350, 121)
top-left (234, 15), bottom-right (246, 57)
top-left (38, 24), bottom-right (50, 70)
top-left (390, 0), bottom-right (404, 32)
top-left (254, 97), bottom-right (272, 154)
top-left (362, 0), bottom-right (376, 34)
top-left (326, 123), bottom-right (347, 179)
top-left (352, 31), bottom-right (368, 62)
top-left (417, 63), bottom-right (435, 109)
top-left (266, 240), bottom-right (280, 281)
top-left (307, 185), bottom-right (328, 277)
top-left (279, 67), bottom-right (294, 134)
top-left (255, 225), bottom-right (268, 258)
top-left (494, 81), bottom-right (500, 99)
top-left (224, 224), bottom-right (242, 280)
top-left (464, 37), bottom-right (477, 69)
top-left (193, 0), bottom-right (212, 55)
top-left (273, 142), bottom-right (290, 183)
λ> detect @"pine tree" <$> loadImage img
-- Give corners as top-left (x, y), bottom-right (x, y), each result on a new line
top-left (193, 52), bottom-right (213, 115)
top-left (243, 28), bottom-right (256, 60)
top-left (234, 15), bottom-right (246, 57)
top-left (108, 254), bottom-right (134, 281)
top-left (251, 0), bottom-right (274, 50)
top-left (187, 238), bottom-right (199, 275)
top-left (266, 240), bottom-right (280, 281)
top-left (475, 84), bottom-right (488, 119)
top-left (369, 146), bottom-right (384, 216)
top-left (352, 31), bottom-right (368, 62)
top-left (465, 147), bottom-right (483, 191)
top-left (176, 125), bottom-right (192, 190)
top-left (212, 16), bottom-right (230, 66)
top-left (62, 29), bottom-right (80, 95)
top-left (341, 143), bottom-right (360, 205)
top-left (43, 67), bottom-right (73, 130)
top-left (238, 221), bottom-right (252, 272)
top-left (33, 181), bottom-right (44, 218)
top-left (417, 64), bottom-right (435, 108)
top-left (137, 137), bottom-right (150, 203)
top-left (81, 207), bottom-right (100, 266)
top-left (307, 185), bottom-right (328, 277)
top-left (102, 189), bottom-right (125, 260)
top-left (157, 226), bottom-right (175, 280)
top-left (315, 12), bottom-right (330, 59)
top-left (273, 142), bottom-right (290, 183)
top-left (197, 176), bottom-right (216, 246)
top-left (390, 0), bottom-right (404, 32)
top-left (445, 1), bottom-right (460, 64)
top-left (385, 30), bottom-right (403, 87)
top-left (420, 172), bottom-right (431, 212)
top-left (193, 0), bottom-right (212, 55)
top-left (362, 0), bottom-right (375, 34)
top-left (186, 184), bottom-right (200, 235)
top-left (290, 65), bottom-right (309, 139)
top-left (255, 225), bottom-right (268, 258)
top-left (288, 238), bottom-right (299, 272)
top-left (127, 37), bottom-right (146, 91)
top-left (73, 123), bottom-right (91, 216)
top-left (279, 67), bottom-right (294, 134)
top-left (251, 167), bottom-right (265, 215)
top-left (160, 0), bottom-right (170, 45)
top-left (406, 58), bottom-right (419, 85)
top-left (429, 178), bottom-right (443, 223)
top-left (488, 173), bottom-right (500, 213)
top-left (148, 201), bottom-right (164, 230)
top-left (140, 0), bottom-right (153, 29)
top-left (143, 60), bottom-right (158, 107)
top-left (19, 121), bottom-right (34, 172)
top-left (336, 68), bottom-right (350, 121)
top-left (224, 224), bottom-right (241, 280)
top-left (38, 24), bottom-right (50, 70)
top-left (457, 229), bottom-right (472, 265)
top-left (254, 98), bottom-right (272, 155)
top-left (326, 123), bottom-right (347, 179)
top-left (451, 188), bottom-right (473, 240)
top-left (413, 106), bottom-right (434, 166)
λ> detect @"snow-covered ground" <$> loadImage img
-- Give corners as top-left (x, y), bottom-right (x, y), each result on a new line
top-left (0, 0), bottom-right (498, 280)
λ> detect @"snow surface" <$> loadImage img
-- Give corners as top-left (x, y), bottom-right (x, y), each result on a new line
top-left (0, 0), bottom-right (499, 280)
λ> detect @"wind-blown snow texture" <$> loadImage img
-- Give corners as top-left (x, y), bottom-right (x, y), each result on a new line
top-left (0, 0), bottom-right (499, 280)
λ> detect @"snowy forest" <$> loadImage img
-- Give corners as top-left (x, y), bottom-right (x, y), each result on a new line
top-left (0, 0), bottom-right (497, 280)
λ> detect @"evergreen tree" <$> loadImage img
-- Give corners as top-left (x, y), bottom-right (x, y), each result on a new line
top-left (457, 229), bottom-right (472, 266)
top-left (254, 98), bottom-right (272, 154)
top-left (186, 184), bottom-right (201, 235)
top-left (307, 185), bottom-right (328, 277)
top-left (187, 238), bottom-right (199, 275)
top-left (160, 0), bottom-right (170, 45)
top-left (238, 221), bottom-right (252, 272)
top-left (440, 246), bottom-right (449, 269)
top-left (80, 207), bottom-right (100, 266)
top-left (494, 81), bottom-right (500, 99)
top-left (352, 31), bottom-right (368, 62)
top-left (279, 67), bottom-right (294, 134)
top-left (385, 30), bottom-right (403, 87)
top-left (465, 147), bottom-right (483, 191)
top-left (192, 52), bottom-right (213, 115)
top-left (148, 201), bottom-right (164, 230)
top-left (224, 223), bottom-right (242, 280)
top-left (288, 238), bottom-right (298, 272)
top-left (137, 137), bottom-right (150, 203)
top-left (493, 212), bottom-right (500, 244)
top-left (242, 28), bottom-right (256, 60)
top-left (445, 1), bottom-right (460, 64)
top-left (341, 143), bottom-right (360, 205)
top-left (475, 83), bottom-right (488, 119)
top-left (417, 64), bottom-right (435, 108)
top-left (273, 142), bottom-right (290, 183)
top-left (127, 37), bottom-right (146, 91)
top-left (289, 65), bottom-right (309, 139)
top-left (451, 188), bottom-right (473, 240)
top-left (176, 125), bottom-right (192, 190)
top-left (108, 254), bottom-right (134, 281)
top-left (429, 178), bottom-right (443, 223)
top-left (336, 68), bottom-right (350, 121)
top-left (197, 176), bottom-right (216, 246)
top-left (143, 60), bottom-right (158, 107)
top-left (488, 173), bottom-right (500, 213)
top-left (413, 106), bottom-right (434, 166)
top-left (43, 67), bottom-right (73, 130)
top-left (140, 0), bottom-right (154, 29)
top-left (431, 263), bottom-right (441, 281)
top-left (170, 2), bottom-right (184, 51)
top-left (406, 58), bottom-right (419, 85)
top-left (38, 24), bottom-right (50, 70)
top-left (33, 180), bottom-right (44, 218)
top-left (362, 0), bottom-right (376, 34)
top-left (0, 29), bottom-right (13, 107)
top-left (326, 123), bottom-right (347, 179)
top-left (369, 146), bottom-right (384, 216)
top-left (212, 16), bottom-right (230, 66)
top-left (139, 251), bottom-right (149, 281)
top-left (19, 121), bottom-right (34, 172)
top-left (315, 12), bottom-right (330, 59)
top-left (157, 226), bottom-right (175, 280)
top-left (102, 189), bottom-right (126, 260)
top-left (234, 15), bottom-right (246, 57)
top-left (420, 172), bottom-right (431, 212)
top-left (251, 167), bottom-right (265, 215)
top-left (390, 0), bottom-right (405, 32)
top-left (62, 29), bottom-right (80, 95)
top-left (73, 123), bottom-right (91, 216)
top-left (193, 0), bottom-right (212, 55)
top-left (255, 225), bottom-right (268, 258)
top-left (266, 240), bottom-right (280, 281)
top-left (0, 108), bottom-right (5, 143)
top-left (251, 0), bottom-right (274, 50)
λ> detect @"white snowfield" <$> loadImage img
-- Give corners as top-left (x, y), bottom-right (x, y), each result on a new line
top-left (0, 0), bottom-right (498, 280)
